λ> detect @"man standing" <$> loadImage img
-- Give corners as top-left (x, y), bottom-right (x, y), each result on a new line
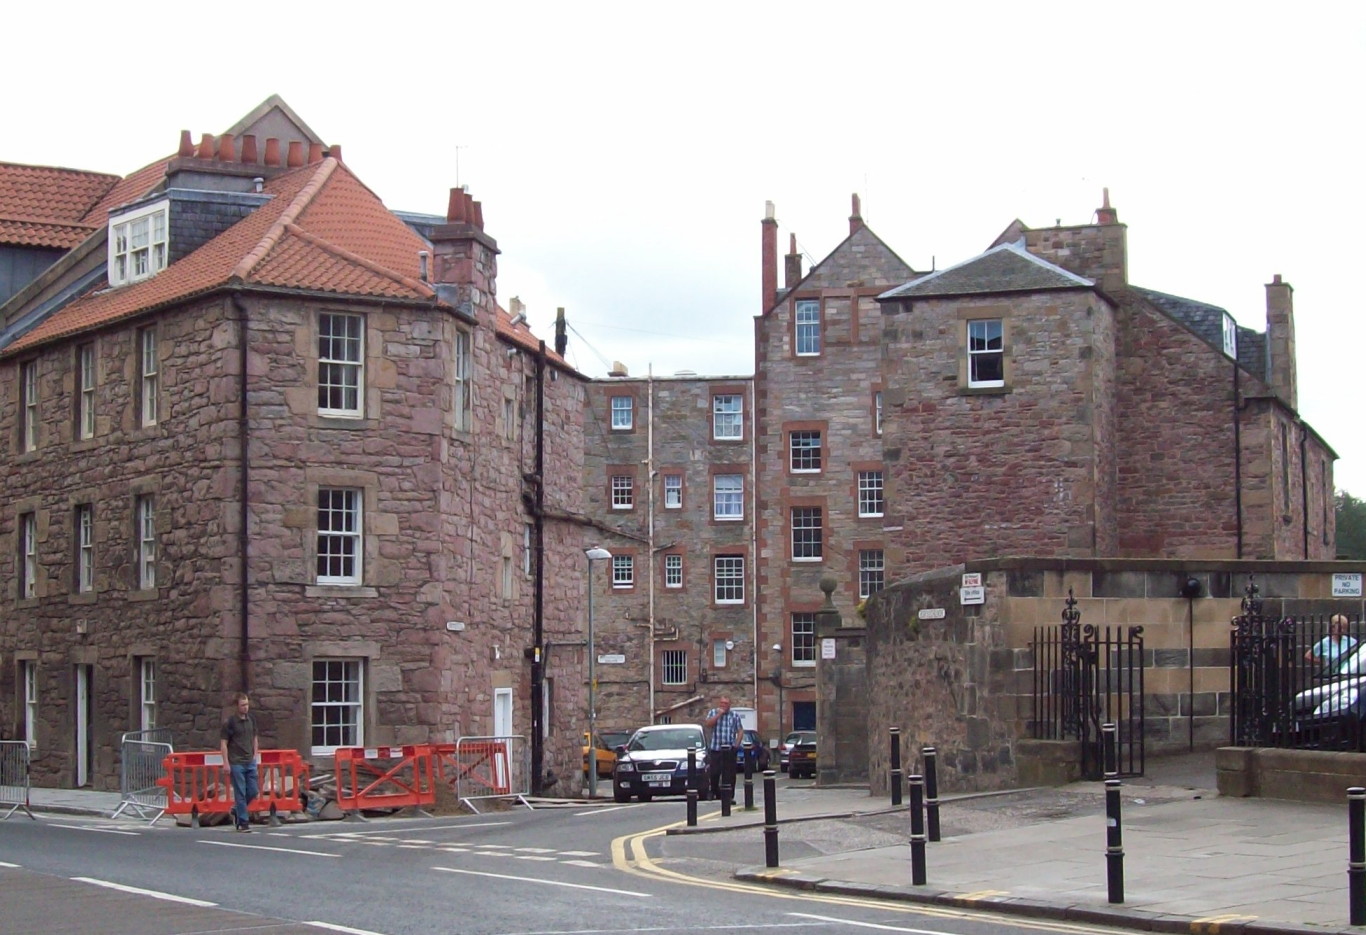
top-left (703, 695), bottom-right (744, 803)
top-left (220, 692), bottom-right (260, 832)
top-left (1306, 614), bottom-right (1358, 676)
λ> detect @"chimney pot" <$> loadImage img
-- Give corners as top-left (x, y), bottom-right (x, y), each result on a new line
top-left (328, 144), bottom-right (342, 163)
top-left (473, 200), bottom-right (484, 230)
top-left (286, 141), bottom-right (304, 167)
top-left (240, 134), bottom-right (258, 164)
top-left (1273, 273), bottom-right (1282, 284)
top-left (197, 133), bottom-right (215, 159)
top-left (447, 188), bottom-right (467, 223)
top-left (178, 130), bottom-right (195, 158)
top-left (218, 133), bottom-right (235, 162)
top-left (263, 138), bottom-right (281, 167)
top-left (849, 192), bottom-right (864, 235)
top-left (307, 142), bottom-right (324, 164)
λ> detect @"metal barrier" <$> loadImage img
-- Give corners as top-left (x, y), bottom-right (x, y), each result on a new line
top-left (434, 735), bottom-right (530, 812)
top-left (111, 731), bottom-right (173, 822)
top-left (1, 741), bottom-right (35, 820)
top-left (334, 744), bottom-right (437, 817)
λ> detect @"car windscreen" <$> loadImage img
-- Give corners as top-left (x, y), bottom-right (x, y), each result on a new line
top-left (630, 729), bottom-right (702, 751)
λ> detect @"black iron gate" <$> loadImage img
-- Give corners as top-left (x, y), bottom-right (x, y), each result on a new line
top-left (1030, 588), bottom-right (1145, 779)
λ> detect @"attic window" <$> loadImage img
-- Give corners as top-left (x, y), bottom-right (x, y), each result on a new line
top-left (109, 200), bottom-right (169, 287)
top-left (1221, 312), bottom-right (1238, 359)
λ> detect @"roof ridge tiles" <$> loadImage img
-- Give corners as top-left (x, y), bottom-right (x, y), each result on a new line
top-left (279, 221), bottom-right (434, 297)
top-left (232, 158), bottom-right (338, 281)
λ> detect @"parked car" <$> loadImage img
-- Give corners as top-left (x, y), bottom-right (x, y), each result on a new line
top-left (612, 724), bottom-right (709, 803)
top-left (735, 729), bottom-right (771, 773)
top-left (1292, 643), bottom-right (1366, 749)
top-left (779, 730), bottom-right (814, 773)
top-left (582, 730), bottom-right (631, 779)
top-left (787, 732), bottom-right (817, 779)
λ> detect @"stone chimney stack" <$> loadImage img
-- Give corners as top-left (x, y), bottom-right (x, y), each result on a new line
top-left (1022, 189), bottom-right (1128, 295)
top-left (1265, 274), bottom-right (1297, 410)
top-left (849, 193), bottom-right (864, 235)
top-left (784, 233), bottom-right (802, 289)
top-left (429, 187), bottom-right (500, 320)
top-left (762, 201), bottom-right (778, 314)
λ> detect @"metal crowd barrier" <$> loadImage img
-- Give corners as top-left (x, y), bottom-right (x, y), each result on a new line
top-left (110, 730), bottom-right (174, 823)
top-left (435, 735), bottom-right (530, 812)
top-left (1, 740), bottom-right (35, 820)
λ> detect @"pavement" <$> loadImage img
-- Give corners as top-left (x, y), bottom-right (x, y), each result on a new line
top-left (10, 751), bottom-right (1364, 935)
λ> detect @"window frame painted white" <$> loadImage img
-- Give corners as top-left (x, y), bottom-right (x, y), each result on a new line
top-left (108, 200), bottom-right (169, 287)
top-left (139, 658), bottom-right (157, 732)
top-left (795, 299), bottom-right (821, 356)
top-left (790, 507), bottom-right (823, 561)
top-left (663, 474), bottom-right (682, 509)
top-left (75, 503), bottom-right (94, 593)
top-left (316, 487), bottom-right (362, 585)
top-left (22, 661), bottom-right (37, 750)
top-left (20, 512), bottom-right (36, 600)
top-left (139, 328), bottom-right (159, 427)
top-left (792, 613), bottom-right (816, 667)
top-left (857, 471), bottom-right (884, 518)
top-left (610, 474), bottom-right (634, 510)
top-left (77, 343), bottom-right (95, 440)
top-left (20, 360), bottom-right (38, 452)
top-left (136, 495), bottom-right (156, 589)
top-left (318, 312), bottom-right (364, 417)
top-left (310, 658), bottom-right (363, 756)
top-left (453, 327), bottom-right (473, 431)
top-left (967, 318), bottom-right (1005, 388)
top-left (610, 395), bottom-right (633, 430)
top-left (859, 548), bottom-right (885, 599)
top-left (712, 394), bottom-right (743, 439)
top-left (612, 554), bottom-right (634, 588)
top-left (661, 649), bottom-right (687, 685)
top-left (713, 554), bottom-right (745, 604)
top-left (789, 430), bottom-right (822, 472)
top-left (713, 473), bottom-right (744, 520)
top-left (664, 553), bottom-right (683, 588)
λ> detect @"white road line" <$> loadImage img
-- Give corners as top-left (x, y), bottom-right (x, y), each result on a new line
top-left (788, 912), bottom-right (961, 933)
top-left (200, 840), bottom-right (341, 857)
top-left (562, 859), bottom-right (603, 868)
top-left (575, 804), bottom-right (641, 816)
top-left (511, 854), bottom-right (556, 861)
top-left (0, 861), bottom-right (21, 868)
top-left (561, 850), bottom-right (598, 856)
top-left (305, 922), bottom-right (394, 935)
top-left (432, 865), bottom-right (652, 897)
top-left (293, 821), bottom-right (507, 837)
top-left (71, 877), bottom-right (216, 907)
top-left (50, 823), bottom-right (139, 836)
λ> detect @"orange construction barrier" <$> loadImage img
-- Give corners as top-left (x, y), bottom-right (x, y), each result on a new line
top-left (158, 749), bottom-right (311, 827)
top-left (434, 738), bottom-right (512, 797)
top-left (333, 744), bottom-right (437, 814)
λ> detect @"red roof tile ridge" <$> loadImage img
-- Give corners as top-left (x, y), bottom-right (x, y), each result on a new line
top-left (232, 158), bottom-right (339, 281)
top-left (0, 160), bottom-right (121, 182)
top-left (279, 221), bottom-right (435, 297)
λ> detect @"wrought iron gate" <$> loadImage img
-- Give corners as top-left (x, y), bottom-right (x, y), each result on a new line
top-left (1030, 588), bottom-right (1145, 779)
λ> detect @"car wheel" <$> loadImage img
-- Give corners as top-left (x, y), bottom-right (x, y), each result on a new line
top-left (613, 788), bottom-right (630, 803)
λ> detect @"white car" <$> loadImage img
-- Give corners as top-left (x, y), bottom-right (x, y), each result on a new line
top-left (612, 724), bottom-right (710, 803)
top-left (1291, 643), bottom-right (1366, 743)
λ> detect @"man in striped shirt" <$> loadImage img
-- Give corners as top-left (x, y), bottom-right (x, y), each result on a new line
top-left (704, 695), bottom-right (744, 803)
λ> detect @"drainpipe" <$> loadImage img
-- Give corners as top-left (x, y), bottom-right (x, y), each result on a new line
top-left (231, 293), bottom-right (251, 690)
top-left (646, 368), bottom-right (656, 723)
top-left (1300, 422), bottom-right (1310, 558)
top-left (1233, 361), bottom-right (1243, 559)
top-left (531, 340), bottom-right (547, 793)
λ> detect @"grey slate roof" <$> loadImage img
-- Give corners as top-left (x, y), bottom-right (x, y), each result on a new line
top-left (1133, 286), bottom-right (1267, 381)
top-left (879, 241), bottom-right (1093, 299)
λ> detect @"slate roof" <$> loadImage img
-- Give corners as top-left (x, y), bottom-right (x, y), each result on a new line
top-left (4, 157), bottom-right (437, 355)
top-left (1133, 286), bottom-right (1267, 380)
top-left (0, 162), bottom-right (120, 248)
top-left (879, 241), bottom-right (1093, 299)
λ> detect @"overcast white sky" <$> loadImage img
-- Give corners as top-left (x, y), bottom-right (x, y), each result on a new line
top-left (8, 3), bottom-right (1365, 492)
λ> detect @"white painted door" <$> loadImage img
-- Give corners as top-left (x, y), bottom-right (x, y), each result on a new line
top-left (494, 687), bottom-right (513, 738)
top-left (74, 665), bottom-right (92, 787)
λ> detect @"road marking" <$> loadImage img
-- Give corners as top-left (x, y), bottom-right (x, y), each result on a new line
top-left (71, 877), bottom-right (215, 907)
top-left (49, 823), bottom-right (139, 836)
top-left (291, 820), bottom-right (508, 837)
top-left (790, 912), bottom-right (968, 933)
top-left (201, 840), bottom-right (340, 857)
top-left (575, 803), bottom-right (642, 816)
top-left (305, 922), bottom-right (394, 935)
top-left (0, 861), bottom-right (21, 868)
top-left (432, 865), bottom-right (651, 897)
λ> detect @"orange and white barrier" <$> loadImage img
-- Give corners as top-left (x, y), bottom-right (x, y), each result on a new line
top-left (333, 744), bottom-right (437, 815)
top-left (158, 749), bottom-right (310, 827)
top-left (434, 735), bottom-right (530, 812)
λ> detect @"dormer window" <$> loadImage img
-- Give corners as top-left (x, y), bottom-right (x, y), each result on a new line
top-left (109, 201), bottom-right (169, 287)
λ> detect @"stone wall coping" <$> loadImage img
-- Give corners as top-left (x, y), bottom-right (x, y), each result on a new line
top-left (898, 556), bottom-right (1365, 585)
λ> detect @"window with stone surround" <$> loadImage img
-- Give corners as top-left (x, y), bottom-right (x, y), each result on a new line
top-left (795, 299), bottom-right (821, 356)
top-left (714, 554), bottom-right (744, 604)
top-left (713, 474), bottom-right (743, 520)
top-left (612, 554), bottom-right (634, 588)
top-left (453, 327), bottom-right (472, 431)
top-left (664, 553), bottom-right (682, 588)
top-left (74, 503), bottom-right (94, 593)
top-left (22, 661), bottom-right (37, 749)
top-left (316, 488), bottom-right (362, 585)
top-left (76, 343), bottom-right (95, 440)
top-left (610, 395), bottom-right (633, 430)
top-left (789, 430), bottom-right (822, 472)
top-left (20, 360), bottom-right (38, 452)
top-left (874, 390), bottom-right (883, 436)
top-left (859, 549), bottom-right (885, 599)
top-left (791, 613), bottom-right (815, 666)
top-left (791, 507), bottom-right (823, 561)
top-left (139, 327), bottom-right (159, 427)
top-left (857, 471), bottom-right (884, 517)
top-left (136, 495), bottom-right (156, 590)
top-left (311, 658), bottom-right (363, 754)
top-left (611, 474), bottom-right (634, 510)
top-left (109, 200), bottom-right (168, 287)
top-left (139, 657), bottom-right (157, 732)
top-left (967, 319), bottom-right (1004, 388)
top-left (661, 649), bottom-right (687, 685)
top-left (663, 473), bottom-right (682, 509)
top-left (712, 393), bottom-right (743, 440)
top-left (18, 512), bottom-right (36, 600)
top-left (713, 639), bottom-right (728, 668)
top-left (318, 313), bottom-right (364, 417)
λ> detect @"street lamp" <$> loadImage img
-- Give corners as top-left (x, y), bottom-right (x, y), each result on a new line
top-left (585, 547), bottom-right (612, 797)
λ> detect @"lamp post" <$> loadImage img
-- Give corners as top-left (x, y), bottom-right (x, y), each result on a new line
top-left (585, 547), bottom-right (611, 797)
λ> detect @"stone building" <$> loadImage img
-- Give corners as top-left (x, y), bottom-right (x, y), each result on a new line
top-left (581, 370), bottom-right (755, 732)
top-left (0, 98), bottom-right (594, 795)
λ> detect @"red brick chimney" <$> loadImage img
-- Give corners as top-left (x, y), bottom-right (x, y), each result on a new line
top-left (429, 186), bottom-right (501, 319)
top-left (762, 201), bottom-right (778, 314)
top-left (1265, 274), bottom-right (1297, 409)
top-left (784, 233), bottom-right (802, 289)
top-left (849, 193), bottom-right (864, 235)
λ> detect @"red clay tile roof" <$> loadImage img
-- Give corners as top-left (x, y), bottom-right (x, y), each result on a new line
top-left (79, 158), bottom-right (172, 224)
top-left (5, 159), bottom-right (437, 355)
top-left (0, 162), bottom-right (120, 249)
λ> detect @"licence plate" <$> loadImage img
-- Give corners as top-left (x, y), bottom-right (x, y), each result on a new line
top-left (643, 772), bottom-right (672, 784)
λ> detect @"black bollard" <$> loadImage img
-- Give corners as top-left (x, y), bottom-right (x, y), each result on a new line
top-left (763, 769), bottom-right (779, 867)
top-left (743, 743), bottom-right (755, 810)
top-left (686, 748), bottom-right (698, 827)
top-left (889, 727), bottom-right (902, 806)
top-left (1350, 787), bottom-right (1365, 925)
top-left (923, 745), bottom-right (940, 842)
top-left (720, 743), bottom-right (734, 817)
top-left (1102, 722), bottom-right (1118, 779)
top-left (909, 773), bottom-right (927, 885)
top-left (1105, 778), bottom-right (1124, 904)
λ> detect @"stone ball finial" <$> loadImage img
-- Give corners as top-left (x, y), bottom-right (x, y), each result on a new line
top-left (819, 573), bottom-right (837, 597)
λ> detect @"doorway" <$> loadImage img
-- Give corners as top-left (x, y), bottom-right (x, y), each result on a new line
top-left (74, 664), bottom-right (93, 787)
top-left (494, 687), bottom-right (513, 738)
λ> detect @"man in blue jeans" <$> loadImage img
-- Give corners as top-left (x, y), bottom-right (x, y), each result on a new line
top-left (219, 692), bottom-right (260, 832)
top-left (703, 695), bottom-right (745, 803)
